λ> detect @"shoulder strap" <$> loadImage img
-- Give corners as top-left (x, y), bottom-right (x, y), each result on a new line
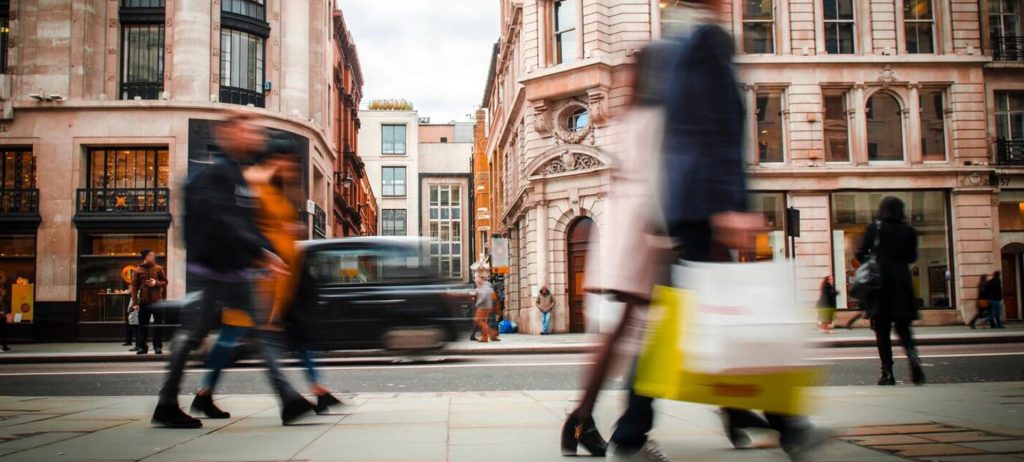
top-left (872, 221), bottom-right (882, 253)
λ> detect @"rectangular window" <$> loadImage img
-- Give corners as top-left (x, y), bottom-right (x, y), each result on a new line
top-left (743, 193), bottom-right (787, 262)
top-left (742, 0), bottom-right (775, 54)
top-left (553, 0), bottom-right (577, 64)
top-left (219, 28), bottom-right (265, 107)
top-left (999, 200), bottom-right (1024, 231)
top-left (381, 125), bottom-right (407, 155)
top-left (77, 233), bottom-right (166, 323)
top-left (428, 185), bottom-right (463, 279)
top-left (995, 92), bottom-right (1024, 141)
top-left (381, 209), bottom-right (407, 236)
top-left (824, 0), bottom-right (855, 54)
top-left (830, 191), bottom-right (952, 310)
top-left (1, 1), bottom-right (9, 74)
top-left (121, 0), bottom-right (165, 7)
top-left (920, 89), bottom-right (946, 162)
top-left (756, 92), bottom-right (784, 163)
top-left (904, 0), bottom-right (935, 54)
top-left (381, 167), bottom-right (406, 197)
top-left (121, 23), bottom-right (165, 100)
top-left (87, 147), bottom-right (169, 190)
top-left (823, 94), bottom-right (851, 162)
top-left (990, 0), bottom-right (1023, 60)
top-left (0, 149), bottom-right (35, 190)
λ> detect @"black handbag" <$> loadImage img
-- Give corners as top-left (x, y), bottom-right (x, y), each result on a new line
top-left (850, 221), bottom-right (882, 302)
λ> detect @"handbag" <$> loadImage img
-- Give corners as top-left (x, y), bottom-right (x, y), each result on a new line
top-left (977, 299), bottom-right (990, 309)
top-left (850, 221), bottom-right (882, 302)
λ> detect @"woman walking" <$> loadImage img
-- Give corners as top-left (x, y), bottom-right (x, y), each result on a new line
top-left (968, 275), bottom-right (991, 329)
top-left (817, 276), bottom-right (838, 334)
top-left (988, 272), bottom-right (1007, 329)
top-left (855, 197), bottom-right (925, 386)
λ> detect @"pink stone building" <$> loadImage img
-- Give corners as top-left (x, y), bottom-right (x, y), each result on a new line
top-left (0, 0), bottom-right (370, 340)
top-left (481, 0), bottom-right (1024, 334)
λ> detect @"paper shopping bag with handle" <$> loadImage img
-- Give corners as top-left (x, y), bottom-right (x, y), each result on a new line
top-left (633, 260), bottom-right (821, 415)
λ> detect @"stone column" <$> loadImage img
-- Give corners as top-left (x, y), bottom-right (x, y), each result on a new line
top-left (744, 85), bottom-right (758, 165)
top-left (171, 0), bottom-right (211, 102)
top-left (534, 200), bottom-right (549, 334)
top-left (907, 83), bottom-right (923, 164)
top-left (280, 0), bottom-right (310, 118)
top-left (853, 84), bottom-right (868, 165)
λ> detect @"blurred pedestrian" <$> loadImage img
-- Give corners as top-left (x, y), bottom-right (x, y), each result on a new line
top-left (473, 275), bottom-right (497, 343)
top-left (968, 274), bottom-right (991, 329)
top-left (132, 249), bottom-right (167, 354)
top-left (151, 112), bottom-right (314, 429)
top-left (988, 271), bottom-right (1007, 329)
top-left (855, 197), bottom-right (925, 386)
top-left (536, 286), bottom-right (555, 335)
top-left (817, 276), bottom-right (837, 334)
top-left (251, 141), bottom-right (342, 414)
top-left (0, 288), bottom-right (9, 352)
top-left (127, 305), bottom-right (139, 350)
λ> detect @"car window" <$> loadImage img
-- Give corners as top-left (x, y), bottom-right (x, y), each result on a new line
top-left (308, 245), bottom-right (430, 285)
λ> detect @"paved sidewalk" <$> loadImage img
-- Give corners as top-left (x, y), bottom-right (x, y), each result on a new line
top-left (1, 383), bottom-right (1023, 461)
top-left (1, 324), bottom-right (1022, 365)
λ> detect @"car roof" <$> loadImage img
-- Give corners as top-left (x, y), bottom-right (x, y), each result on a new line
top-left (298, 236), bottom-right (427, 252)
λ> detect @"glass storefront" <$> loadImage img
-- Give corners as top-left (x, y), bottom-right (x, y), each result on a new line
top-left (831, 191), bottom-right (952, 309)
top-left (77, 233), bottom-right (166, 323)
top-left (0, 235), bottom-right (36, 321)
top-left (744, 192), bottom-right (788, 262)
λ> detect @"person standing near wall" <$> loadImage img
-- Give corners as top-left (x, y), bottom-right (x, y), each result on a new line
top-left (536, 286), bottom-right (555, 335)
top-left (132, 249), bottom-right (168, 355)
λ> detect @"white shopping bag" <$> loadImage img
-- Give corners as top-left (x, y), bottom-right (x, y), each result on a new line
top-left (672, 260), bottom-right (815, 374)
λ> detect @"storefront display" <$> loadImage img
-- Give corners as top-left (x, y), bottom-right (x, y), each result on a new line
top-left (77, 233), bottom-right (166, 323)
top-left (0, 235), bottom-right (36, 322)
top-left (831, 191), bottom-right (952, 310)
top-left (745, 193), bottom-right (787, 262)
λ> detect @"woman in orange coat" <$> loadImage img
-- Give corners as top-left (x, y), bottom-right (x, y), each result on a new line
top-left (247, 146), bottom-right (341, 414)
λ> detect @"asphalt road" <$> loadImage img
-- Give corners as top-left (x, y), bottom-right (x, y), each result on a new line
top-left (0, 344), bottom-right (1021, 396)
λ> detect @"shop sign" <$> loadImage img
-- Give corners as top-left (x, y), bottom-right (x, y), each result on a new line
top-left (491, 237), bottom-right (510, 274)
top-left (11, 282), bottom-right (33, 323)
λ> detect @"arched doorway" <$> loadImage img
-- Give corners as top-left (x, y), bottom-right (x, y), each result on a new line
top-left (1001, 243), bottom-right (1024, 322)
top-left (567, 217), bottom-right (594, 333)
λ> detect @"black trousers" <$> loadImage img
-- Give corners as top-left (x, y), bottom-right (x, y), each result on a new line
top-left (871, 316), bottom-right (917, 370)
top-left (967, 308), bottom-right (992, 328)
top-left (136, 303), bottom-right (164, 350)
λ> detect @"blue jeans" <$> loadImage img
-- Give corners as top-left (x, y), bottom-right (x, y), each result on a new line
top-left (541, 311), bottom-right (551, 334)
top-left (989, 300), bottom-right (1004, 327)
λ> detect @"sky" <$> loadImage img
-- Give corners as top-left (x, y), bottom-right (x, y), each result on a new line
top-left (338, 0), bottom-right (500, 124)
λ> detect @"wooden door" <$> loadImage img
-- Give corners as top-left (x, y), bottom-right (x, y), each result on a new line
top-left (567, 217), bottom-right (593, 333)
top-left (1002, 253), bottom-right (1021, 321)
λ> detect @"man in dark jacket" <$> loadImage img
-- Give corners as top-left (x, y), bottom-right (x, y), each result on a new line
top-left (131, 249), bottom-right (167, 354)
top-left (988, 272), bottom-right (1007, 328)
top-left (151, 112), bottom-right (313, 428)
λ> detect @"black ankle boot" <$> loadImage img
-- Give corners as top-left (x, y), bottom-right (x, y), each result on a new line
top-left (190, 394), bottom-right (231, 419)
top-left (908, 351), bottom-right (926, 386)
top-left (877, 368), bottom-right (896, 386)
top-left (152, 404), bottom-right (202, 428)
top-left (561, 414), bottom-right (608, 457)
top-left (315, 393), bottom-right (342, 414)
top-left (281, 397), bottom-right (315, 425)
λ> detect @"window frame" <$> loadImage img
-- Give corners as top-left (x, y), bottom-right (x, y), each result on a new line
top-left (755, 90), bottom-right (786, 164)
top-left (865, 91), bottom-right (907, 163)
top-left (822, 90), bottom-right (852, 163)
top-left (995, 91), bottom-right (1024, 141)
top-left (823, 0), bottom-right (856, 54)
top-left (552, 0), bottom-right (577, 64)
top-left (1, 1), bottom-right (10, 74)
top-left (919, 87), bottom-right (949, 163)
top-left (86, 147), bottom-right (169, 190)
top-left (381, 124), bottom-right (407, 155)
top-left (219, 27), bottom-right (266, 107)
top-left (381, 166), bottom-right (407, 198)
top-left (120, 23), bottom-right (166, 100)
top-left (904, 0), bottom-right (936, 54)
top-left (381, 209), bottom-right (407, 236)
top-left (741, 0), bottom-right (776, 54)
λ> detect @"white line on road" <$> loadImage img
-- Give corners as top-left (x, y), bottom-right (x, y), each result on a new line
top-left (1, 351), bottom-right (1021, 377)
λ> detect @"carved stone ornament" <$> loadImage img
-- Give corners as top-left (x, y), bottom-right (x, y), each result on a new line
top-left (552, 100), bottom-right (594, 145)
top-left (959, 172), bottom-right (989, 187)
top-left (540, 151), bottom-right (604, 175)
top-left (533, 101), bottom-right (551, 133)
top-left (878, 65), bottom-right (897, 87)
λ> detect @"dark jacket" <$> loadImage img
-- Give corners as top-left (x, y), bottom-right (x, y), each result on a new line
top-left (818, 283), bottom-right (838, 309)
top-left (661, 24), bottom-right (747, 234)
top-left (987, 277), bottom-right (1003, 301)
top-left (184, 153), bottom-right (272, 272)
top-left (131, 262), bottom-right (168, 306)
top-left (855, 221), bottom-right (919, 320)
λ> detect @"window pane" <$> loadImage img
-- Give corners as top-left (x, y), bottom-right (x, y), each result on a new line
top-left (904, 0), bottom-right (933, 19)
top-left (866, 93), bottom-right (904, 161)
top-left (920, 90), bottom-right (946, 161)
top-left (556, 31), bottom-right (576, 64)
top-left (743, 0), bottom-right (773, 19)
top-left (756, 93), bottom-right (784, 163)
top-left (906, 23), bottom-right (934, 54)
top-left (555, 0), bottom-right (575, 32)
top-left (743, 23), bottom-right (775, 54)
top-left (999, 202), bottom-right (1024, 231)
top-left (824, 95), bottom-right (850, 162)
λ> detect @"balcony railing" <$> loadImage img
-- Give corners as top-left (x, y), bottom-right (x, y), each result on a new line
top-left (992, 35), bottom-right (1024, 61)
top-left (997, 139), bottom-right (1024, 166)
top-left (121, 82), bottom-right (163, 100)
top-left (312, 203), bottom-right (327, 239)
top-left (221, 0), bottom-right (265, 22)
top-left (0, 189), bottom-right (39, 214)
top-left (219, 86), bottom-right (265, 108)
top-left (76, 188), bottom-right (170, 214)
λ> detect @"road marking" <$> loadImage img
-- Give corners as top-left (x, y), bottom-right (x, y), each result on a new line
top-left (0, 352), bottom-right (1022, 377)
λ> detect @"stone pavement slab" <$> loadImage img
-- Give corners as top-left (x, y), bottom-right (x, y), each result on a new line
top-left (0, 383), bottom-right (1022, 461)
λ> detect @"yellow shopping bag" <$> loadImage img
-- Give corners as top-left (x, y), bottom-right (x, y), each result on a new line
top-left (634, 285), bottom-right (820, 415)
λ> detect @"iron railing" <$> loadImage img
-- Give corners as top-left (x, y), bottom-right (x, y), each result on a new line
top-left (221, 0), bottom-right (265, 22)
top-left (993, 35), bottom-right (1024, 61)
top-left (220, 86), bottom-right (265, 108)
top-left (0, 189), bottom-right (39, 214)
top-left (997, 139), bottom-right (1024, 166)
top-left (313, 203), bottom-right (327, 239)
top-left (121, 82), bottom-right (163, 100)
top-left (76, 188), bottom-right (170, 214)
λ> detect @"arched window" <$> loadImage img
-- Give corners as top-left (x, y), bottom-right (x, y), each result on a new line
top-left (567, 108), bottom-right (590, 133)
top-left (866, 92), bottom-right (904, 161)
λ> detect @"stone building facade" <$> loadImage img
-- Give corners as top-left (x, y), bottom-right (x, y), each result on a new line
top-left (0, 0), bottom-right (372, 341)
top-left (482, 0), bottom-right (1023, 334)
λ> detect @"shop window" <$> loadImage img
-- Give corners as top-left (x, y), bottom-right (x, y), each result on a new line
top-left (904, 0), bottom-right (935, 54)
top-left (552, 0), bottom-right (577, 64)
top-left (77, 233), bottom-right (166, 323)
top-left (742, 0), bottom-right (775, 54)
top-left (428, 185), bottom-right (463, 279)
top-left (87, 147), bottom-right (168, 189)
top-left (756, 92), bottom-right (785, 163)
top-left (830, 191), bottom-right (951, 310)
top-left (999, 201), bottom-right (1024, 231)
top-left (743, 193), bottom-right (786, 262)
top-left (824, 0), bottom-right (856, 54)
top-left (866, 92), bottom-right (905, 161)
top-left (823, 93), bottom-right (850, 162)
top-left (0, 235), bottom-right (36, 322)
top-left (920, 89), bottom-right (947, 162)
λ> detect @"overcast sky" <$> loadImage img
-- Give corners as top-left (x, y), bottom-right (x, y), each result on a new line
top-left (338, 0), bottom-right (500, 124)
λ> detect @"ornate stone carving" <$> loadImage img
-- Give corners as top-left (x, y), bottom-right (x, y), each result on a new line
top-left (539, 152), bottom-right (604, 175)
top-left (878, 65), bottom-right (897, 87)
top-left (108, 19), bottom-right (118, 28)
top-left (959, 172), bottom-right (990, 187)
top-left (586, 89), bottom-right (607, 125)
top-left (552, 100), bottom-right (594, 145)
top-left (533, 101), bottom-right (551, 133)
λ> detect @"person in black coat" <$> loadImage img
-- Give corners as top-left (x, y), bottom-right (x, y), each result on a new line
top-left (968, 275), bottom-right (991, 329)
top-left (987, 272), bottom-right (1007, 328)
top-left (855, 197), bottom-right (925, 386)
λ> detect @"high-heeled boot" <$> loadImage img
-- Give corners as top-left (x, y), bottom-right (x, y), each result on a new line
top-left (561, 414), bottom-right (608, 457)
top-left (877, 367), bottom-right (896, 386)
top-left (907, 350), bottom-right (926, 386)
